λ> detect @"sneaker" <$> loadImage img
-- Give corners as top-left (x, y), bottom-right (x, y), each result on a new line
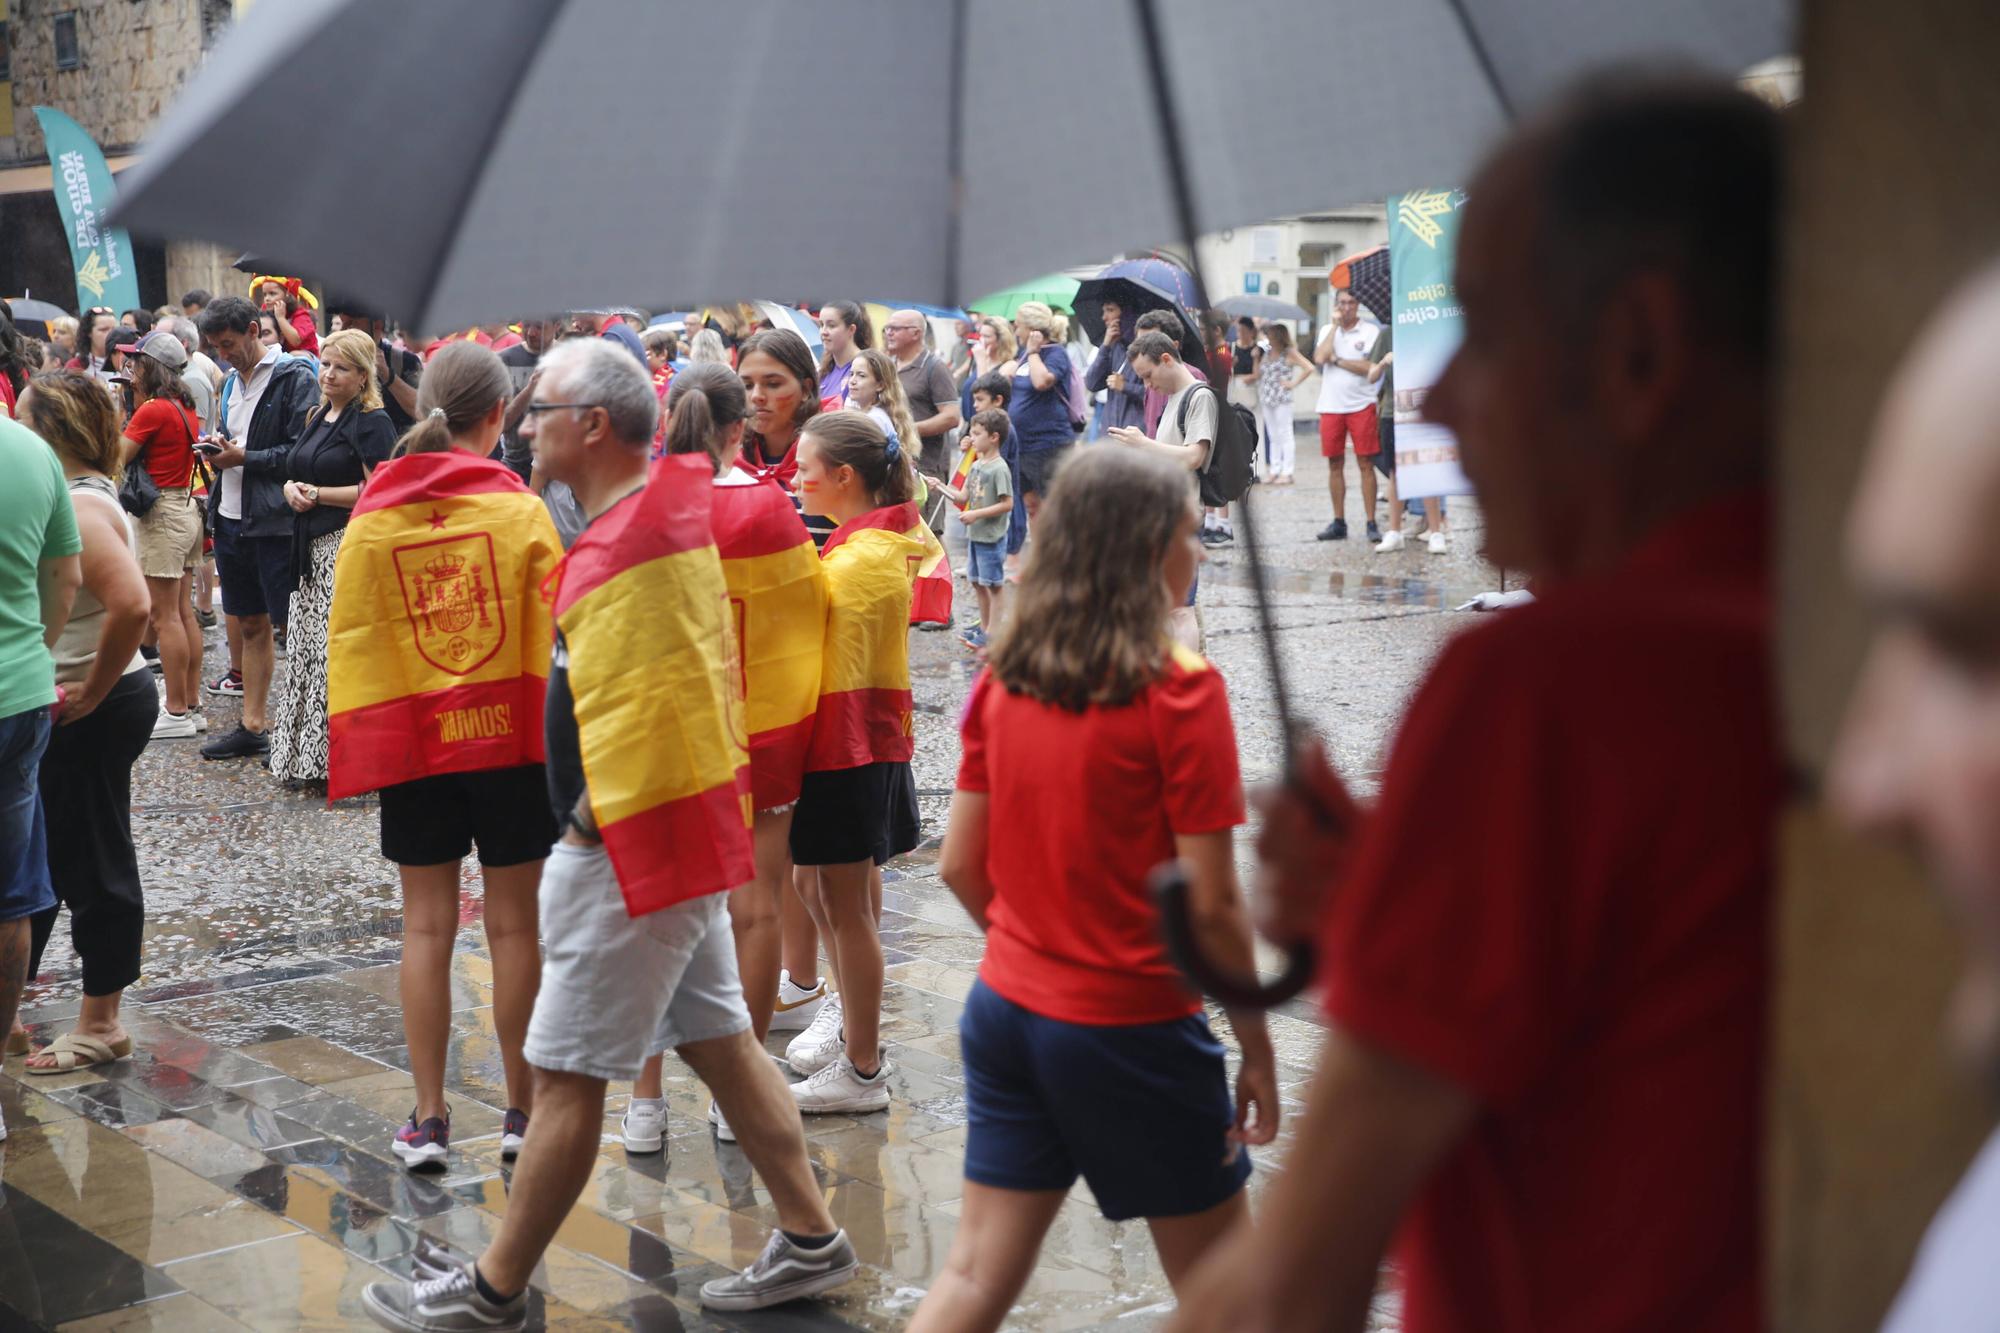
top-left (361, 1262), bottom-right (526, 1332)
top-left (206, 669), bottom-right (243, 697)
top-left (499, 1108), bottom-right (528, 1161)
top-left (392, 1111), bottom-right (450, 1169)
top-left (141, 644), bottom-right (162, 673)
top-left (273, 627), bottom-right (288, 659)
top-left (700, 1228), bottom-right (859, 1312)
top-left (1427, 530), bottom-right (1449, 555)
top-left (621, 1098), bottom-right (666, 1154)
top-left (788, 1051), bottom-right (890, 1115)
top-left (784, 993), bottom-right (845, 1076)
top-left (916, 619), bottom-right (949, 632)
top-left (768, 970), bottom-right (827, 1034)
top-left (409, 1234), bottom-right (464, 1282)
top-left (200, 723), bottom-right (269, 761)
top-left (959, 626), bottom-right (987, 650)
top-left (189, 708), bottom-right (210, 734)
top-left (194, 607), bottom-right (217, 629)
top-left (1366, 521), bottom-right (1382, 543)
top-left (1317, 519), bottom-right (1348, 542)
top-left (1374, 528), bottom-right (1406, 553)
top-left (1, 1100), bottom-right (7, 1142)
top-left (709, 1098), bottom-right (736, 1143)
top-left (152, 709), bottom-right (197, 739)
top-left (1199, 527), bottom-right (1233, 549)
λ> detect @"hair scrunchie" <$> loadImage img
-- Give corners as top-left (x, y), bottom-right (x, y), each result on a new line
top-left (882, 428), bottom-right (901, 463)
top-left (428, 407), bottom-right (447, 422)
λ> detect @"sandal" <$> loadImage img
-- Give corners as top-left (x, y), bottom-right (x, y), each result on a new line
top-left (25, 1031), bottom-right (134, 1075)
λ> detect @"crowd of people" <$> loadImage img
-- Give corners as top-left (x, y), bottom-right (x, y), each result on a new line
top-left (2, 66), bottom-right (1998, 1333)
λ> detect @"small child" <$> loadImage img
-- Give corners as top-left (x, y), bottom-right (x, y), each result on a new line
top-left (934, 408), bottom-right (1013, 649)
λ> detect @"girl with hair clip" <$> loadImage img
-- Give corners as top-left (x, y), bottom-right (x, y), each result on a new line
top-left (781, 410), bottom-right (928, 1115)
top-left (909, 446), bottom-right (1277, 1332)
top-left (621, 362), bottom-right (832, 1148)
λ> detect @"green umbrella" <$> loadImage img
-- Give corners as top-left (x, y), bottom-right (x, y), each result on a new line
top-left (966, 273), bottom-right (1081, 318)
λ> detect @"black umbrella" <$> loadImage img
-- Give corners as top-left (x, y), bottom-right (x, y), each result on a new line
top-left (6, 297), bottom-right (70, 337)
top-left (1073, 257), bottom-right (1206, 367)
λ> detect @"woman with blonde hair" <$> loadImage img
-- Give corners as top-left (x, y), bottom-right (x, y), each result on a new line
top-left (688, 329), bottom-right (728, 364)
top-left (8, 372), bottom-right (155, 1074)
top-left (1002, 300), bottom-right (1076, 523)
top-left (244, 327), bottom-right (395, 782)
top-left (845, 348), bottom-right (920, 457)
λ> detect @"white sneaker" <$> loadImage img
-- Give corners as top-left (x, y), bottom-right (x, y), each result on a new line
top-left (621, 1098), bottom-right (666, 1154)
top-left (1427, 530), bottom-right (1449, 555)
top-left (152, 709), bottom-right (197, 739)
top-left (788, 1052), bottom-right (889, 1115)
top-left (708, 1098), bottom-right (736, 1143)
top-left (784, 993), bottom-right (844, 1076)
top-left (1373, 528), bottom-right (1405, 553)
top-left (768, 970), bottom-right (827, 1034)
top-left (190, 709), bottom-right (209, 733)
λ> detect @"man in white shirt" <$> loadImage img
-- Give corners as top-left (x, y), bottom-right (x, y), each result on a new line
top-left (1831, 263), bottom-right (2000, 1331)
top-left (1314, 290), bottom-right (1384, 543)
top-left (1110, 330), bottom-right (1215, 650)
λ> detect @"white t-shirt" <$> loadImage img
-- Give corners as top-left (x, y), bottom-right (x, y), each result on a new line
top-left (217, 346), bottom-right (278, 520)
top-left (1158, 379), bottom-right (1216, 477)
top-left (1315, 319), bottom-right (1381, 415)
top-left (1881, 1126), bottom-right (2000, 1332)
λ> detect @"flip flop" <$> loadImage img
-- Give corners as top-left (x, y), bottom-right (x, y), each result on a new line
top-left (24, 1031), bottom-right (134, 1075)
top-left (4, 1030), bottom-right (28, 1056)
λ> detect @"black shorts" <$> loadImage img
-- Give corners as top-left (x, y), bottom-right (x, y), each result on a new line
top-left (790, 761), bottom-right (919, 867)
top-left (212, 512), bottom-right (294, 626)
top-left (1016, 445), bottom-right (1072, 498)
top-left (378, 763), bottom-right (559, 868)
top-left (1372, 411), bottom-right (1396, 479)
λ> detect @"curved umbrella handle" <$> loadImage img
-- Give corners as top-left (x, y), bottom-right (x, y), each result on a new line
top-left (1151, 862), bottom-right (1316, 1010)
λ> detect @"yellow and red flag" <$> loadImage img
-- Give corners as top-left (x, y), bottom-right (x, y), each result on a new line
top-left (904, 507), bottom-right (953, 626)
top-left (551, 454), bottom-right (753, 916)
top-left (326, 451), bottom-right (562, 802)
top-left (712, 472), bottom-right (827, 810)
top-left (807, 502), bottom-right (926, 773)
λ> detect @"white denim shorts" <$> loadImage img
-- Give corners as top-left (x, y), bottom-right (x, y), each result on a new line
top-left (522, 840), bottom-right (750, 1082)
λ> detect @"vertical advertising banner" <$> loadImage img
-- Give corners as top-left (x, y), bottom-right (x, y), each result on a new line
top-left (34, 106), bottom-right (141, 317)
top-left (1387, 188), bottom-right (1471, 500)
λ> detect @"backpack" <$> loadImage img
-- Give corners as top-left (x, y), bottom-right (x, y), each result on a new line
top-left (1062, 350), bottom-right (1088, 433)
top-left (1177, 382), bottom-right (1257, 506)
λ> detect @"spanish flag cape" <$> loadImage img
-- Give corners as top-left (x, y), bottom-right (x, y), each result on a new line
top-left (806, 502), bottom-right (927, 773)
top-left (325, 451), bottom-right (561, 802)
top-left (550, 454), bottom-right (753, 916)
top-left (712, 471), bottom-right (827, 810)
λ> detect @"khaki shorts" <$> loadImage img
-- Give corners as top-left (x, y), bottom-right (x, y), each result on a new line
top-left (135, 490), bottom-right (203, 579)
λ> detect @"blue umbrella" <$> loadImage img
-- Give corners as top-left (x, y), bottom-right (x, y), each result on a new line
top-left (1074, 256), bottom-right (1205, 366)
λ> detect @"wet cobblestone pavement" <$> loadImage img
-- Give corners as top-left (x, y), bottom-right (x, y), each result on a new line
top-left (2, 441), bottom-right (1491, 1329)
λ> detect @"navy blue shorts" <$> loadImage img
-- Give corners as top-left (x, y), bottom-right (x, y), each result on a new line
top-left (212, 511), bottom-right (293, 627)
top-left (959, 978), bottom-right (1251, 1221)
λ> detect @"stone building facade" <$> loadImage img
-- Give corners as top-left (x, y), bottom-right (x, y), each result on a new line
top-left (0, 0), bottom-right (238, 313)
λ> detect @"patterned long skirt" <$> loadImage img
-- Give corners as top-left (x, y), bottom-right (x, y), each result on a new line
top-left (268, 528), bottom-right (342, 783)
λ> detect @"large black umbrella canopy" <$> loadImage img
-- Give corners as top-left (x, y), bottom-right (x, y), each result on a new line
top-left (1073, 257), bottom-right (1206, 367)
top-left (112, 0), bottom-right (1788, 337)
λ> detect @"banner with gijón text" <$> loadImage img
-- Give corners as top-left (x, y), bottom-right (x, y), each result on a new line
top-left (1387, 188), bottom-right (1472, 501)
top-left (34, 107), bottom-right (141, 317)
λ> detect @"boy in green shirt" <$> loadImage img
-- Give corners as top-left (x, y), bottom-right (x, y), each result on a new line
top-left (938, 408), bottom-right (1014, 649)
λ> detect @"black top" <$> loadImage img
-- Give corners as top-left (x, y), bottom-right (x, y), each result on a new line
top-left (1232, 344), bottom-right (1255, 376)
top-left (378, 346), bottom-right (424, 436)
top-left (542, 488), bottom-right (642, 826)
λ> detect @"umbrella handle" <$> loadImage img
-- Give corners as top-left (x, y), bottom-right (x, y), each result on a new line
top-left (1151, 861), bottom-right (1316, 1010)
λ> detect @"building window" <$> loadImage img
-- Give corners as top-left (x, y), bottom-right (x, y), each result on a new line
top-left (54, 12), bottom-right (80, 71)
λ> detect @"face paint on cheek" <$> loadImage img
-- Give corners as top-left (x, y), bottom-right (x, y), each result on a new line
top-left (799, 479), bottom-right (822, 494)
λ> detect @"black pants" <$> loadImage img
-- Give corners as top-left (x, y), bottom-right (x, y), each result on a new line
top-left (27, 670), bottom-right (155, 996)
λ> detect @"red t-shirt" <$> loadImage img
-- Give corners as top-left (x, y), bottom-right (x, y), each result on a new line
top-left (288, 308), bottom-right (320, 357)
top-left (124, 397), bottom-right (199, 490)
top-left (957, 650), bottom-right (1246, 1025)
top-left (1318, 493), bottom-right (1778, 1333)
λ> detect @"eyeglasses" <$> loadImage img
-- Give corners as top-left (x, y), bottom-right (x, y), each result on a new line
top-left (523, 401), bottom-right (604, 416)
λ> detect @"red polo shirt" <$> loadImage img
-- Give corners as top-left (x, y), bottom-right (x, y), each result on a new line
top-left (1319, 492), bottom-right (1778, 1333)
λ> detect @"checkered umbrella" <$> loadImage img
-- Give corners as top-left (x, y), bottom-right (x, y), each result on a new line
top-left (1329, 244), bottom-right (1391, 324)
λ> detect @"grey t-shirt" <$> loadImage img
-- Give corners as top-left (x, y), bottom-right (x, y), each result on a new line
top-left (1159, 379), bottom-right (1217, 478)
top-left (181, 372), bottom-right (215, 435)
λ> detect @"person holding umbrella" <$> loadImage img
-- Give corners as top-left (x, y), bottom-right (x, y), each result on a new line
top-left (1084, 300), bottom-right (1147, 433)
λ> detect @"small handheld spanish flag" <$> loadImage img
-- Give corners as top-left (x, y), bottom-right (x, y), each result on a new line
top-left (551, 454), bottom-right (754, 917)
top-left (712, 472), bottom-right (827, 810)
top-left (904, 509), bottom-right (953, 627)
top-left (326, 451), bottom-right (561, 802)
top-left (807, 502), bottom-right (927, 773)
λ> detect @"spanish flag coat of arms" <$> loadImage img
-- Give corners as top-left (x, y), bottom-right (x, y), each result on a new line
top-left (711, 471), bottom-right (827, 810)
top-left (326, 451), bottom-right (561, 802)
top-left (551, 454), bottom-right (754, 917)
top-left (806, 503), bottom-right (927, 773)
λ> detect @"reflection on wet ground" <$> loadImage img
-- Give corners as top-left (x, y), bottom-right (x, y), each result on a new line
top-left (4, 440), bottom-right (1462, 1328)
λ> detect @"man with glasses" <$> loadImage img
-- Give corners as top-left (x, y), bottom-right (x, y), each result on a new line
top-left (882, 310), bottom-right (963, 483)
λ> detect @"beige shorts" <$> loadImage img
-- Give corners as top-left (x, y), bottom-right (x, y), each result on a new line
top-left (136, 490), bottom-right (203, 579)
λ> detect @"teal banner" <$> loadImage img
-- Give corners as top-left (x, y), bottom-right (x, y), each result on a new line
top-left (1386, 188), bottom-right (1472, 500)
top-left (34, 107), bottom-right (141, 316)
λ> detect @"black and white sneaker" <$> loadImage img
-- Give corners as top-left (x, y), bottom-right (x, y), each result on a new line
top-left (361, 1262), bottom-right (526, 1331)
top-left (699, 1228), bottom-right (859, 1311)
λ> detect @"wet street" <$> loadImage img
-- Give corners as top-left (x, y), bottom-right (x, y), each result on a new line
top-left (2, 437), bottom-right (1498, 1330)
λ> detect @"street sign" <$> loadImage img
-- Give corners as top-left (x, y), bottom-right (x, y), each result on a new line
top-left (1242, 272), bottom-right (1262, 294)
